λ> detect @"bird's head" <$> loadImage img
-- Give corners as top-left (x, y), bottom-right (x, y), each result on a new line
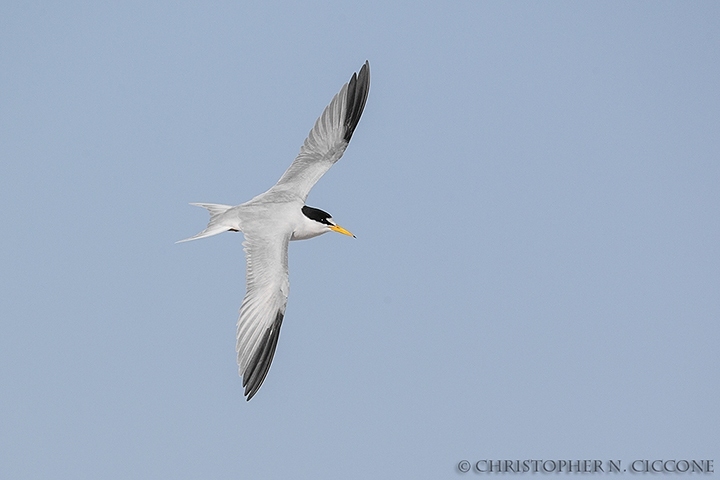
top-left (298, 205), bottom-right (355, 239)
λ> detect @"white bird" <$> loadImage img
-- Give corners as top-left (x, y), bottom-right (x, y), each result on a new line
top-left (179, 62), bottom-right (370, 400)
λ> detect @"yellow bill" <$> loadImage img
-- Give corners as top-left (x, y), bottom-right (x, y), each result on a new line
top-left (330, 224), bottom-right (356, 238)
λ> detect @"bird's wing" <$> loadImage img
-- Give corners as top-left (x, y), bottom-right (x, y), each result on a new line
top-left (236, 227), bottom-right (291, 400)
top-left (271, 61), bottom-right (370, 201)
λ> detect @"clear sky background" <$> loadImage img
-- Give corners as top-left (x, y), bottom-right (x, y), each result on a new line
top-left (1, 2), bottom-right (718, 479)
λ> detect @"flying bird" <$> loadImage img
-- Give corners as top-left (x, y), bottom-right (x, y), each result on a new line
top-left (179, 62), bottom-right (370, 400)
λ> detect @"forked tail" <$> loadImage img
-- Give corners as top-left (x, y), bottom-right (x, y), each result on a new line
top-left (177, 203), bottom-right (235, 243)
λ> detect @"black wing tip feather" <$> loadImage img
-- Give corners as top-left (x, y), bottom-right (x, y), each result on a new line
top-left (343, 61), bottom-right (370, 143)
top-left (243, 311), bottom-right (285, 401)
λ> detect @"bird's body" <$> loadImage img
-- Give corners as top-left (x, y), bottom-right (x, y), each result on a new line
top-left (179, 62), bottom-right (370, 400)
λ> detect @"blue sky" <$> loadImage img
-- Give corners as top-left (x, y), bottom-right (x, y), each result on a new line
top-left (1, 1), bottom-right (718, 478)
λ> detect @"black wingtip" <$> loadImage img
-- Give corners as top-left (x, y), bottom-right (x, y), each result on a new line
top-left (343, 61), bottom-right (370, 143)
top-left (242, 311), bottom-right (285, 401)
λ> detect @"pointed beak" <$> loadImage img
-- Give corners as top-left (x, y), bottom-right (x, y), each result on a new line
top-left (330, 224), bottom-right (356, 238)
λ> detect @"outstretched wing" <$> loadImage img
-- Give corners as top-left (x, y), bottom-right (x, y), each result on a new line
top-left (236, 228), bottom-right (291, 400)
top-left (271, 61), bottom-right (370, 201)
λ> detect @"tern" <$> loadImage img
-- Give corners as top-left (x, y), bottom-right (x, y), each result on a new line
top-left (179, 62), bottom-right (370, 400)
